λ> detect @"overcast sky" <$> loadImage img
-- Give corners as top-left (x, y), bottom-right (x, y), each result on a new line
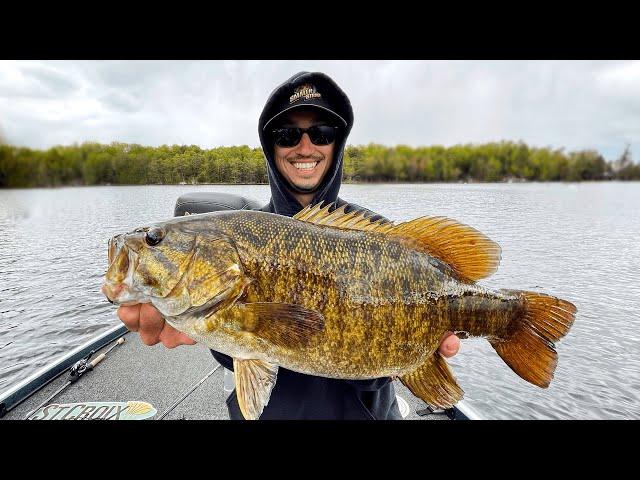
top-left (1, 60), bottom-right (638, 161)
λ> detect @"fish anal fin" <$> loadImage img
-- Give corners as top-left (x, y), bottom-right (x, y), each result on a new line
top-left (294, 202), bottom-right (501, 281)
top-left (399, 354), bottom-right (464, 409)
top-left (233, 358), bottom-right (279, 420)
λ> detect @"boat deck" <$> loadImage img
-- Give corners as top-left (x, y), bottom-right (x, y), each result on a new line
top-left (2, 327), bottom-right (451, 420)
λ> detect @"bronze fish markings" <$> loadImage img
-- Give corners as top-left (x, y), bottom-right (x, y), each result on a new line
top-left (102, 202), bottom-right (577, 419)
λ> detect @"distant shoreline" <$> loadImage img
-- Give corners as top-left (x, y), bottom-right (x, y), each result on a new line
top-left (3, 142), bottom-right (639, 188)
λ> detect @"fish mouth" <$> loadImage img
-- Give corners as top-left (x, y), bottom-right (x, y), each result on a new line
top-left (101, 282), bottom-right (146, 306)
top-left (102, 233), bottom-right (196, 310)
top-left (101, 282), bottom-right (123, 302)
top-left (102, 238), bottom-right (147, 305)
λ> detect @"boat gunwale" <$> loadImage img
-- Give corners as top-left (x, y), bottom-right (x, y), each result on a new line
top-left (0, 324), bottom-right (128, 417)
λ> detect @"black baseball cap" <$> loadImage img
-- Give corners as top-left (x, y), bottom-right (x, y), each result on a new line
top-left (260, 71), bottom-right (351, 131)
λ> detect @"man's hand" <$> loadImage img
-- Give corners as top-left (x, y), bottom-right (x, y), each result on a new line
top-left (438, 332), bottom-right (460, 358)
top-left (117, 303), bottom-right (196, 348)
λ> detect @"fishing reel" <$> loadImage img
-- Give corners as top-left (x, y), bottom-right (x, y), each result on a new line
top-left (67, 351), bottom-right (95, 383)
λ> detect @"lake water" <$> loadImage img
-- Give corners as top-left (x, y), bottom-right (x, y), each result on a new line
top-left (1, 183), bottom-right (639, 419)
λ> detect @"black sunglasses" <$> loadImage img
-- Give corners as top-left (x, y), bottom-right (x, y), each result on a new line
top-left (272, 125), bottom-right (338, 148)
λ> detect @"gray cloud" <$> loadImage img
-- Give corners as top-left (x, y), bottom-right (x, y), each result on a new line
top-left (99, 90), bottom-right (143, 113)
top-left (0, 63), bottom-right (80, 100)
top-left (19, 64), bottom-right (79, 96)
top-left (0, 60), bottom-right (637, 161)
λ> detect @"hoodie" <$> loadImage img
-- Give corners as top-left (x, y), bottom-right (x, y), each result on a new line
top-left (210, 71), bottom-right (402, 420)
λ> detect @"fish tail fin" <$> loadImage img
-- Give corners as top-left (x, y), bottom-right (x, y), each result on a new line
top-left (489, 290), bottom-right (577, 388)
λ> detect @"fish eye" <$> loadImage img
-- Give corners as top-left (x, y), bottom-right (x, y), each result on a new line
top-left (145, 227), bottom-right (165, 246)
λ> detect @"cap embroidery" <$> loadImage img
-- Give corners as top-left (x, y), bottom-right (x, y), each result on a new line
top-left (289, 83), bottom-right (322, 104)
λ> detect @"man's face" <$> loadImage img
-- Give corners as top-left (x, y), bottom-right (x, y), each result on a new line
top-left (273, 110), bottom-right (335, 192)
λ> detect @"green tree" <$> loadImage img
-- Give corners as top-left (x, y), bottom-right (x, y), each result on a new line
top-left (2, 140), bottom-right (635, 187)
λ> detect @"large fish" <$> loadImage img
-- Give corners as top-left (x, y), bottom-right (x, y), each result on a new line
top-left (102, 202), bottom-right (577, 419)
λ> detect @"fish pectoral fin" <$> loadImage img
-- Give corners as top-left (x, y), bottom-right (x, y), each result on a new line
top-left (233, 358), bottom-right (279, 420)
top-left (231, 303), bottom-right (325, 349)
top-left (399, 353), bottom-right (464, 409)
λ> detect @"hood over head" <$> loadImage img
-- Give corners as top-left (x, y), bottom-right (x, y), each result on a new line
top-left (258, 71), bottom-right (354, 217)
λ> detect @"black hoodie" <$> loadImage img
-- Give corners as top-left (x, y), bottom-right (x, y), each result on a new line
top-left (210, 72), bottom-right (402, 420)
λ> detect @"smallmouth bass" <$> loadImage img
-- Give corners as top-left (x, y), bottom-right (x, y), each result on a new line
top-left (103, 202), bottom-right (577, 419)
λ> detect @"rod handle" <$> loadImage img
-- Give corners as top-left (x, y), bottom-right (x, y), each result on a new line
top-left (90, 353), bottom-right (106, 368)
top-left (90, 337), bottom-right (125, 368)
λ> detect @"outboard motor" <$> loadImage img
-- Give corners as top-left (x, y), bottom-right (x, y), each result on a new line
top-left (174, 192), bottom-right (264, 217)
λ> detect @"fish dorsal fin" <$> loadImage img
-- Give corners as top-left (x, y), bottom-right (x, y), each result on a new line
top-left (294, 201), bottom-right (394, 231)
top-left (294, 202), bottom-right (501, 281)
top-left (386, 215), bottom-right (502, 281)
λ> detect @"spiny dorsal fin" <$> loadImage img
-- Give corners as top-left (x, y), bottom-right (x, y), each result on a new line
top-left (294, 201), bottom-right (501, 281)
top-left (294, 201), bottom-right (393, 231)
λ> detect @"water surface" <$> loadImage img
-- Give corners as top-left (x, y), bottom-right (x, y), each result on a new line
top-left (1, 182), bottom-right (638, 419)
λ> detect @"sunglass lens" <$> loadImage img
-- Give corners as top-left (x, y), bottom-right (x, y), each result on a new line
top-left (308, 126), bottom-right (336, 145)
top-left (274, 128), bottom-right (301, 147)
top-left (273, 126), bottom-right (336, 147)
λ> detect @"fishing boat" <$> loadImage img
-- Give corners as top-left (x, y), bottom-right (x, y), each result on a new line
top-left (0, 192), bottom-right (482, 421)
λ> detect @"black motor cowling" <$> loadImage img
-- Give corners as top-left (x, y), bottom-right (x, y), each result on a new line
top-left (174, 192), bottom-right (264, 217)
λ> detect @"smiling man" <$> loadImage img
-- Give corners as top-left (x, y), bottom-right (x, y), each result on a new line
top-left (272, 110), bottom-right (336, 199)
top-left (117, 71), bottom-right (460, 419)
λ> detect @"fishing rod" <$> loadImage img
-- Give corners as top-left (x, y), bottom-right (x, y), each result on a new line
top-left (24, 337), bottom-right (126, 420)
top-left (156, 363), bottom-right (221, 420)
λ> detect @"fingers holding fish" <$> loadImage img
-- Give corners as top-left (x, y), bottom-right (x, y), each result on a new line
top-left (438, 332), bottom-right (460, 358)
top-left (117, 304), bottom-right (142, 332)
top-left (134, 303), bottom-right (196, 348)
top-left (137, 304), bottom-right (165, 346)
top-left (117, 303), bottom-right (195, 348)
top-left (158, 323), bottom-right (197, 349)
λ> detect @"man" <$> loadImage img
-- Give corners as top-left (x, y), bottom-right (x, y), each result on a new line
top-left (118, 71), bottom-right (460, 419)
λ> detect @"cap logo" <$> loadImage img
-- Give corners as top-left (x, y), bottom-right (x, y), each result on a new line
top-left (290, 83), bottom-right (321, 104)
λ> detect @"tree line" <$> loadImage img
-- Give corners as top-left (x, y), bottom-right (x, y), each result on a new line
top-left (0, 141), bottom-right (638, 188)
